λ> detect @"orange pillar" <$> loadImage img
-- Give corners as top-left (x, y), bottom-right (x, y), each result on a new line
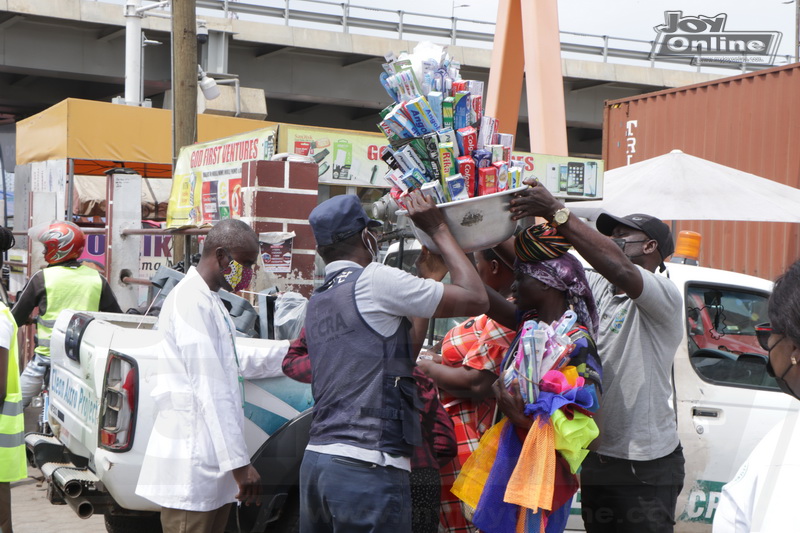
top-left (485, 0), bottom-right (525, 138)
top-left (520, 0), bottom-right (568, 156)
top-left (486, 0), bottom-right (569, 156)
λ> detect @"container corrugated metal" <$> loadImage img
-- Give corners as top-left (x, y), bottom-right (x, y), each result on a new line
top-left (603, 63), bottom-right (800, 281)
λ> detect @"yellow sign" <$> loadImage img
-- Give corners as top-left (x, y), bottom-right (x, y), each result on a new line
top-left (278, 124), bottom-right (389, 187)
top-left (167, 126), bottom-right (278, 228)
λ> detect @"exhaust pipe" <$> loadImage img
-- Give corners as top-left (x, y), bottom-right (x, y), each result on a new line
top-left (65, 496), bottom-right (94, 519)
top-left (53, 468), bottom-right (86, 498)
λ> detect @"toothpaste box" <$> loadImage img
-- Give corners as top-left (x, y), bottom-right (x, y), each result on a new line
top-left (438, 142), bottom-right (456, 177)
top-left (478, 166), bottom-right (498, 196)
top-left (457, 156), bottom-right (476, 197)
top-left (453, 91), bottom-right (471, 131)
top-left (478, 116), bottom-right (499, 149)
top-left (421, 181), bottom-right (445, 204)
top-left (487, 144), bottom-right (504, 163)
top-left (442, 97), bottom-right (455, 129)
top-left (422, 133), bottom-right (442, 182)
top-left (456, 126), bottom-right (478, 158)
top-left (469, 94), bottom-right (482, 126)
top-left (493, 161), bottom-right (509, 192)
top-left (427, 91), bottom-right (444, 129)
top-left (437, 128), bottom-right (460, 158)
top-left (472, 149), bottom-right (492, 169)
top-left (446, 174), bottom-right (470, 201)
top-left (402, 97), bottom-right (436, 135)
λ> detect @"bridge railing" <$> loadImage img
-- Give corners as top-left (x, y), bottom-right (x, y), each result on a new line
top-left (183, 0), bottom-right (796, 73)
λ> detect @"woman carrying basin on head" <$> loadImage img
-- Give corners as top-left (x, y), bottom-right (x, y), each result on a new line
top-left (451, 224), bottom-right (602, 533)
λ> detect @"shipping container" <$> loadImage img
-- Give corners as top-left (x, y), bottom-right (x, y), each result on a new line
top-left (603, 63), bottom-right (800, 281)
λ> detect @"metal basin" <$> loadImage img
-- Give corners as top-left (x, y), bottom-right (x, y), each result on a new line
top-left (397, 186), bottom-right (526, 254)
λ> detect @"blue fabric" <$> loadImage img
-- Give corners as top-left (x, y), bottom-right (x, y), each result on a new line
top-left (299, 450), bottom-right (411, 533)
top-left (545, 497), bottom-right (572, 532)
top-left (472, 422), bottom-right (523, 532)
top-left (524, 387), bottom-right (596, 420)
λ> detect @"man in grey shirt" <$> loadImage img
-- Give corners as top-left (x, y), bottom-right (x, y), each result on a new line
top-left (509, 180), bottom-right (685, 533)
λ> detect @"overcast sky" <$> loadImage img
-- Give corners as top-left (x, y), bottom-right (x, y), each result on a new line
top-left (347, 0), bottom-right (798, 59)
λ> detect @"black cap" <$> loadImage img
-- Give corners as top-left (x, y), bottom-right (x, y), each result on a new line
top-left (596, 212), bottom-right (674, 262)
top-left (309, 195), bottom-right (382, 246)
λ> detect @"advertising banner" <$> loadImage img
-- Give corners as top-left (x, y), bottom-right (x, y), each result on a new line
top-left (509, 152), bottom-right (604, 200)
top-left (167, 126), bottom-right (278, 228)
top-left (278, 124), bottom-right (389, 188)
top-left (259, 231), bottom-right (295, 274)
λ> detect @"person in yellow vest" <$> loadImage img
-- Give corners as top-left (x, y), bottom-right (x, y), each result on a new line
top-left (0, 299), bottom-right (26, 533)
top-left (13, 221), bottom-right (122, 407)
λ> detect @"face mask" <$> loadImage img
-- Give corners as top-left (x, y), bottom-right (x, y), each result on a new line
top-left (222, 257), bottom-right (254, 292)
top-left (766, 337), bottom-right (800, 400)
top-left (362, 228), bottom-right (377, 262)
top-left (611, 237), bottom-right (649, 260)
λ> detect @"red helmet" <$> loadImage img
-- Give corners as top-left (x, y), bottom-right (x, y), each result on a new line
top-left (38, 221), bottom-right (86, 264)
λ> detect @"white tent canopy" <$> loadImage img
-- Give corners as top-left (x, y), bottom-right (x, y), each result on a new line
top-left (571, 150), bottom-right (800, 223)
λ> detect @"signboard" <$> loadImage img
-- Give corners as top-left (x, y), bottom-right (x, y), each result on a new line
top-left (167, 126), bottom-right (279, 228)
top-left (278, 124), bottom-right (389, 188)
top-left (510, 152), bottom-right (604, 200)
top-left (259, 232), bottom-right (295, 274)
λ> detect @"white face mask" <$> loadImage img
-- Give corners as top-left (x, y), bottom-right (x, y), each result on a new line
top-left (362, 228), bottom-right (378, 262)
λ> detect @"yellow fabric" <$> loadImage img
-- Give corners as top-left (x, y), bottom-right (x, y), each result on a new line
top-left (0, 303), bottom-right (26, 483)
top-left (505, 421), bottom-right (556, 511)
top-left (38, 265), bottom-right (103, 357)
top-left (561, 365), bottom-right (579, 387)
top-left (551, 409), bottom-right (599, 474)
top-left (452, 418), bottom-right (508, 512)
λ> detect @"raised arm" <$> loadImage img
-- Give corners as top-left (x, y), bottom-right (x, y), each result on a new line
top-left (405, 192), bottom-right (489, 318)
top-left (509, 179), bottom-right (644, 298)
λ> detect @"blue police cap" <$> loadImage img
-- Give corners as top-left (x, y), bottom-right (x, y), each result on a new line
top-left (309, 195), bottom-right (381, 246)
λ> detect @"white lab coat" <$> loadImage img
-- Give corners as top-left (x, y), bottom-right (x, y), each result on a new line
top-left (713, 410), bottom-right (800, 532)
top-left (136, 267), bottom-right (289, 511)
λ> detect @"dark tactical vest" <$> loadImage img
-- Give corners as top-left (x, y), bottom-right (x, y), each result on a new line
top-left (305, 267), bottom-right (421, 457)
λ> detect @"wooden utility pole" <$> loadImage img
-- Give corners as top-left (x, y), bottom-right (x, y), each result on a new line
top-left (171, 0), bottom-right (198, 264)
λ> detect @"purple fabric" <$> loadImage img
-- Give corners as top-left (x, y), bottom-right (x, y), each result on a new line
top-left (472, 422), bottom-right (523, 532)
top-left (515, 254), bottom-right (599, 337)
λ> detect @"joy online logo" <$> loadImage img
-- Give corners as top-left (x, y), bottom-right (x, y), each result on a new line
top-left (652, 11), bottom-right (782, 64)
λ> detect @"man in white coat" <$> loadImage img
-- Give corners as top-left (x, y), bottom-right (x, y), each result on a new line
top-left (136, 219), bottom-right (290, 533)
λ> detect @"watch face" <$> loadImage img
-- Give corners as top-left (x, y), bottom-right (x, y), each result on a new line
top-left (554, 209), bottom-right (569, 224)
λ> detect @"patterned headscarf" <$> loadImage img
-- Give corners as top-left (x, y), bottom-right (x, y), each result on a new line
top-left (515, 224), bottom-right (572, 262)
top-left (515, 239), bottom-right (599, 337)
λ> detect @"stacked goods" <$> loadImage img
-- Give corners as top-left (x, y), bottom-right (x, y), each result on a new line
top-left (376, 43), bottom-right (524, 208)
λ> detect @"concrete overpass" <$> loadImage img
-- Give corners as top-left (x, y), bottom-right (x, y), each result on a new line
top-left (0, 0), bottom-right (740, 158)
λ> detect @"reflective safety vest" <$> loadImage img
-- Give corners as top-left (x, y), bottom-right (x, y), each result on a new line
top-left (37, 265), bottom-right (103, 358)
top-left (0, 303), bottom-right (26, 482)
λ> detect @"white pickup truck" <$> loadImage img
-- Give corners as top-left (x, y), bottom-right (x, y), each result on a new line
top-left (25, 269), bottom-right (313, 533)
top-left (25, 259), bottom-right (797, 532)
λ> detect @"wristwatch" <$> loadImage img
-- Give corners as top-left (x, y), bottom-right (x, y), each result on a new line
top-left (550, 206), bottom-right (570, 227)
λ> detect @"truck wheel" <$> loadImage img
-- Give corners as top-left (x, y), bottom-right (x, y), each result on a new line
top-left (104, 513), bottom-right (163, 533)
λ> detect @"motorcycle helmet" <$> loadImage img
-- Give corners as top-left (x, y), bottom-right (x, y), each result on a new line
top-left (31, 221), bottom-right (86, 264)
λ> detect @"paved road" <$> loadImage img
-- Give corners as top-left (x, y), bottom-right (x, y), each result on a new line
top-left (10, 407), bottom-right (107, 533)
top-left (10, 467), bottom-right (107, 533)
